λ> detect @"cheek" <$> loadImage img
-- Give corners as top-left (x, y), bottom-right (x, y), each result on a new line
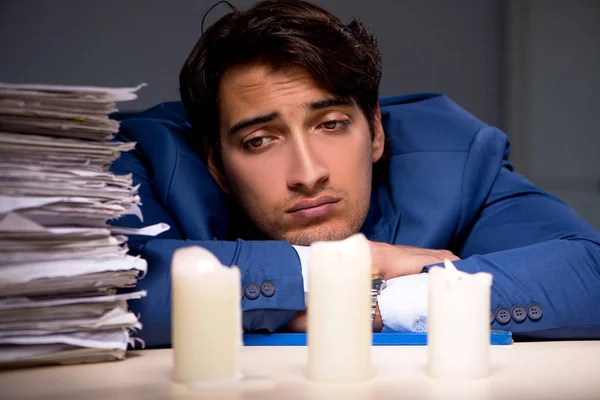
top-left (222, 152), bottom-right (286, 206)
top-left (322, 135), bottom-right (372, 183)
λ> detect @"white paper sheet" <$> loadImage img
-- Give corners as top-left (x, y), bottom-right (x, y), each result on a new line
top-left (109, 222), bottom-right (170, 236)
top-left (1, 271), bottom-right (140, 297)
top-left (0, 255), bottom-right (147, 284)
top-left (0, 303), bottom-right (126, 324)
top-left (0, 81), bottom-right (149, 368)
top-left (0, 308), bottom-right (140, 336)
top-left (0, 290), bottom-right (146, 310)
top-left (0, 329), bottom-right (131, 351)
top-left (0, 346), bottom-right (126, 367)
top-left (0, 212), bottom-right (46, 231)
top-left (0, 82), bottom-right (146, 101)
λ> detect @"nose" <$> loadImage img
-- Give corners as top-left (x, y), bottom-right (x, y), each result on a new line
top-left (286, 134), bottom-right (329, 193)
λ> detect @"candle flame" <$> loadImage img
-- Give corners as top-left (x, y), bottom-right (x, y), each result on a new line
top-left (195, 260), bottom-right (216, 273)
top-left (443, 258), bottom-right (458, 273)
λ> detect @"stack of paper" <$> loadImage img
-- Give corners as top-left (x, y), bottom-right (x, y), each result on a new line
top-left (0, 82), bottom-right (165, 368)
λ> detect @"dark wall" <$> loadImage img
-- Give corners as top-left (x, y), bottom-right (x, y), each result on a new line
top-left (0, 0), bottom-right (504, 127)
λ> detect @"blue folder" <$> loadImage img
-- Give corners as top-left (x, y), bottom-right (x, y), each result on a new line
top-left (243, 331), bottom-right (513, 346)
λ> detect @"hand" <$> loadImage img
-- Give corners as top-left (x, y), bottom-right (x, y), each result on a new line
top-left (286, 310), bottom-right (307, 332)
top-left (285, 307), bottom-right (385, 333)
top-left (369, 241), bottom-right (460, 281)
top-left (373, 303), bottom-right (384, 333)
top-left (285, 242), bottom-right (458, 333)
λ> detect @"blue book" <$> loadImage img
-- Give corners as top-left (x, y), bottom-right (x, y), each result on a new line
top-left (243, 331), bottom-right (513, 346)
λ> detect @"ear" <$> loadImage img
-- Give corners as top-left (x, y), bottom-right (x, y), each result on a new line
top-left (371, 104), bottom-right (385, 163)
top-left (205, 137), bottom-right (231, 194)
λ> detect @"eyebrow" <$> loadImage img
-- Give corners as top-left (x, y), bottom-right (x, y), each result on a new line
top-left (227, 97), bottom-right (355, 136)
top-left (309, 97), bottom-right (354, 111)
top-left (228, 112), bottom-right (279, 136)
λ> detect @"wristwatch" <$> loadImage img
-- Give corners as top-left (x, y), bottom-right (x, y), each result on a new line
top-left (371, 276), bottom-right (387, 323)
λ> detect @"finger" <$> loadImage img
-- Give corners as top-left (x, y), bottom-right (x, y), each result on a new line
top-left (436, 249), bottom-right (460, 261)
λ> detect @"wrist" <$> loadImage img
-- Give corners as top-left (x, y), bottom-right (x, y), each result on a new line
top-left (285, 310), bottom-right (307, 333)
top-left (373, 303), bottom-right (384, 332)
top-left (369, 240), bottom-right (387, 278)
top-left (370, 276), bottom-right (386, 330)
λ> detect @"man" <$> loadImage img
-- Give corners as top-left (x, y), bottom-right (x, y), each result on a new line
top-left (112, 0), bottom-right (600, 348)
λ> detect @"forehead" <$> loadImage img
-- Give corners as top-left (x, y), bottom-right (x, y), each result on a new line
top-left (218, 65), bottom-right (335, 120)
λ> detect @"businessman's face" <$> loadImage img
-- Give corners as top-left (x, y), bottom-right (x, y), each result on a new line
top-left (208, 64), bottom-right (384, 245)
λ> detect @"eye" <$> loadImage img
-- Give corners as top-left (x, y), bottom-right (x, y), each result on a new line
top-left (319, 120), bottom-right (349, 132)
top-left (243, 136), bottom-right (273, 151)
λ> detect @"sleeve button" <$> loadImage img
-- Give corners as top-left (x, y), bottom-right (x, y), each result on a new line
top-left (495, 307), bottom-right (512, 324)
top-left (243, 283), bottom-right (260, 300)
top-left (260, 281), bottom-right (276, 297)
top-left (511, 305), bottom-right (528, 323)
top-left (527, 303), bottom-right (543, 321)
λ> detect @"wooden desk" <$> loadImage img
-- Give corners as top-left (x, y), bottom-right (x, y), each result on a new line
top-left (1, 342), bottom-right (600, 399)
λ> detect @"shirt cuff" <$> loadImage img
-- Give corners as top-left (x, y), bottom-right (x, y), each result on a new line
top-left (292, 245), bottom-right (310, 293)
top-left (378, 273), bottom-right (429, 333)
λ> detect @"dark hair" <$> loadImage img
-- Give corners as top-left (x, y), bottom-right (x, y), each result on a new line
top-left (179, 0), bottom-right (382, 165)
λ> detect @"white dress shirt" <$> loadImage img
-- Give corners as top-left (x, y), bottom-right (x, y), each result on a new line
top-left (293, 245), bottom-right (429, 333)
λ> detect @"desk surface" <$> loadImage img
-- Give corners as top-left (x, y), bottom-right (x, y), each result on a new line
top-left (1, 342), bottom-right (600, 399)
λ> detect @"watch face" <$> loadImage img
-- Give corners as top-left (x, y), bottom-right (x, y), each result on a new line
top-left (371, 277), bottom-right (386, 296)
top-left (370, 277), bottom-right (386, 322)
top-left (371, 277), bottom-right (386, 307)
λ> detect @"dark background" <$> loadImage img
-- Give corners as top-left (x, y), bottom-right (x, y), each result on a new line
top-left (1, 0), bottom-right (598, 228)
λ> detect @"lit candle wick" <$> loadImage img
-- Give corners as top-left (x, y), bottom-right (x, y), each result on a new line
top-left (443, 258), bottom-right (458, 272)
top-left (443, 258), bottom-right (462, 281)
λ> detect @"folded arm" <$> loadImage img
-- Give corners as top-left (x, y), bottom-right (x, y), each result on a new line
top-left (111, 144), bottom-right (305, 348)
top-left (447, 127), bottom-right (600, 338)
top-left (452, 165), bottom-right (600, 338)
top-left (377, 127), bottom-right (600, 339)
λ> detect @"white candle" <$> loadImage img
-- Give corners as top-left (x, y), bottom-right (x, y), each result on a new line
top-left (427, 259), bottom-right (493, 379)
top-left (171, 246), bottom-right (241, 385)
top-left (307, 233), bottom-right (372, 382)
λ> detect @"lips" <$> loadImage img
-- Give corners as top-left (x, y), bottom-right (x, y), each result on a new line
top-left (287, 195), bottom-right (340, 216)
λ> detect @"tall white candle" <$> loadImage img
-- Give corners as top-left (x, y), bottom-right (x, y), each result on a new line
top-left (171, 246), bottom-right (241, 385)
top-left (427, 259), bottom-right (493, 379)
top-left (307, 233), bottom-right (372, 383)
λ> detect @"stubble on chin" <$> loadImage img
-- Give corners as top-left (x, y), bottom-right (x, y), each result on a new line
top-left (280, 223), bottom-right (359, 246)
top-left (260, 208), bottom-right (368, 246)
top-left (243, 186), bottom-right (370, 245)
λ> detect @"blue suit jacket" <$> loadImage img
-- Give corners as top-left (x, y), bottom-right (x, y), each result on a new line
top-left (111, 93), bottom-right (600, 347)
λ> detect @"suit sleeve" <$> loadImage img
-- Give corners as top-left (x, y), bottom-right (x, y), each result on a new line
top-left (449, 127), bottom-right (600, 339)
top-left (110, 141), bottom-right (305, 348)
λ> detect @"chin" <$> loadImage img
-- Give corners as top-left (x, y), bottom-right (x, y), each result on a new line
top-left (283, 223), bottom-right (358, 246)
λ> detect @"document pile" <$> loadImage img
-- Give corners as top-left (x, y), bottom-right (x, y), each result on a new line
top-left (0, 82), bottom-right (165, 368)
